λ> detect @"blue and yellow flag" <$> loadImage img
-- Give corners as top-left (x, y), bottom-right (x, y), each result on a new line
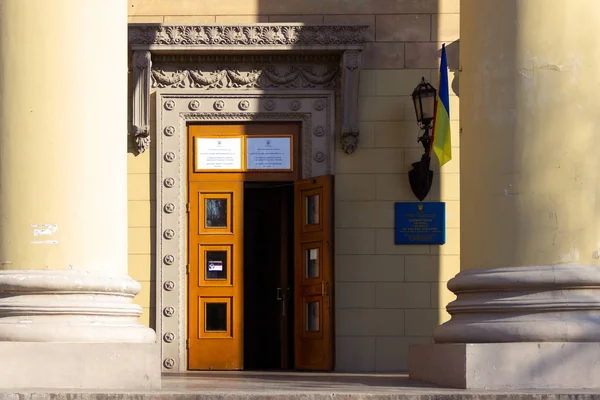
top-left (431, 44), bottom-right (451, 166)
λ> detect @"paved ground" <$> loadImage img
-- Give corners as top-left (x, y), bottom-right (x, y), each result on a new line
top-left (3, 372), bottom-right (600, 399)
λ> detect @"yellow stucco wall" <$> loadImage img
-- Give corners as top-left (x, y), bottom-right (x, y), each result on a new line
top-left (127, 0), bottom-right (460, 371)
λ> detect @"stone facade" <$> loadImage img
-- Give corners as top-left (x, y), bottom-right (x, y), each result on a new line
top-left (127, 0), bottom-right (460, 372)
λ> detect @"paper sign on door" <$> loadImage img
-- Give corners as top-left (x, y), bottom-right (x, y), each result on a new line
top-left (208, 261), bottom-right (223, 272)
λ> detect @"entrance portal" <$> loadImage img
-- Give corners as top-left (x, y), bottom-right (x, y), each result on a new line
top-left (187, 124), bottom-right (334, 372)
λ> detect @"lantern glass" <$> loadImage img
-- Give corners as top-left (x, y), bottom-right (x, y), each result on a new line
top-left (421, 92), bottom-right (436, 121)
top-left (411, 77), bottom-right (437, 125)
top-left (412, 93), bottom-right (423, 122)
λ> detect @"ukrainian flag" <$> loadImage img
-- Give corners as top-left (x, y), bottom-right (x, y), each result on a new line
top-left (431, 44), bottom-right (451, 166)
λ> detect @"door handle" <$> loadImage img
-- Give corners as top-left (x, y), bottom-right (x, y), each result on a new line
top-left (277, 288), bottom-right (286, 317)
top-left (321, 281), bottom-right (328, 296)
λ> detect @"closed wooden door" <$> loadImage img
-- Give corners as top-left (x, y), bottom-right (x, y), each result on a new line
top-left (188, 180), bottom-right (243, 370)
top-left (294, 175), bottom-right (334, 370)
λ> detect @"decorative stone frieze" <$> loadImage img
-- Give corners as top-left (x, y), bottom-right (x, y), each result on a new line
top-left (129, 24), bottom-right (366, 154)
top-left (152, 66), bottom-right (339, 90)
top-left (128, 25), bottom-right (367, 48)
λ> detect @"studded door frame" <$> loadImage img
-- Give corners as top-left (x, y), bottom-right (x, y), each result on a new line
top-left (156, 91), bottom-right (335, 371)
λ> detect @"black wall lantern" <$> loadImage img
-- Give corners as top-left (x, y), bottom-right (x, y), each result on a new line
top-left (408, 77), bottom-right (437, 201)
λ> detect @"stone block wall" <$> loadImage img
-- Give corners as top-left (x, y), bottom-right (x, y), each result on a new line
top-left (127, 0), bottom-right (460, 371)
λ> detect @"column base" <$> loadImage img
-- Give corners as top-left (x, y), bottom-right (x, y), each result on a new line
top-left (409, 342), bottom-right (600, 389)
top-left (0, 342), bottom-right (160, 389)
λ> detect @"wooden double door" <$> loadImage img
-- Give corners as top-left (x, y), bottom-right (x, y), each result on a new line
top-left (187, 124), bottom-right (334, 371)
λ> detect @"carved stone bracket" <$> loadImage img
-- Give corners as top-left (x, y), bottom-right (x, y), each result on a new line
top-left (132, 50), bottom-right (152, 155)
top-left (128, 24), bottom-right (366, 155)
top-left (340, 50), bottom-right (362, 154)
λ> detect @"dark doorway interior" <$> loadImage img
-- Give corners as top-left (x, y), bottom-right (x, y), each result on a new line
top-left (243, 182), bottom-right (294, 370)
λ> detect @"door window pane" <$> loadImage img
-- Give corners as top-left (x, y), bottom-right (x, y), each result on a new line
top-left (305, 248), bottom-right (319, 278)
top-left (306, 301), bottom-right (319, 332)
top-left (205, 198), bottom-right (228, 227)
top-left (205, 302), bottom-right (227, 332)
top-left (206, 250), bottom-right (227, 280)
top-left (306, 194), bottom-right (319, 225)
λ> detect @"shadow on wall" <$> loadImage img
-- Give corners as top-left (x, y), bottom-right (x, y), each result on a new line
top-left (255, 0), bottom-right (451, 373)
top-left (447, 40), bottom-right (459, 96)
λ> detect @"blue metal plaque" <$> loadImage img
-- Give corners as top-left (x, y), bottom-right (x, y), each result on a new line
top-left (394, 202), bottom-right (446, 245)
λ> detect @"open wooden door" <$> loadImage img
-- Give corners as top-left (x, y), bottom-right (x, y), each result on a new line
top-left (188, 181), bottom-right (243, 370)
top-left (293, 175), bottom-right (334, 370)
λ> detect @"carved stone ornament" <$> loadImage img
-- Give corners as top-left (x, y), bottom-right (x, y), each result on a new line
top-left (238, 100), bottom-right (250, 110)
top-left (314, 99), bottom-right (325, 111)
top-left (129, 25), bottom-right (368, 47)
top-left (164, 177), bottom-right (175, 188)
top-left (163, 332), bottom-right (175, 343)
top-left (341, 50), bottom-right (363, 154)
top-left (164, 229), bottom-right (175, 239)
top-left (164, 126), bottom-right (175, 136)
top-left (130, 25), bottom-right (366, 156)
top-left (289, 100), bottom-right (302, 111)
top-left (164, 152), bottom-right (176, 162)
top-left (164, 203), bottom-right (175, 213)
top-left (151, 59), bottom-right (340, 90)
top-left (341, 128), bottom-right (360, 154)
top-left (164, 281), bottom-right (175, 291)
top-left (314, 151), bottom-right (326, 162)
top-left (135, 134), bottom-right (151, 156)
top-left (314, 126), bottom-right (325, 137)
top-left (264, 100), bottom-right (276, 111)
top-left (164, 99), bottom-right (176, 110)
top-left (163, 358), bottom-right (175, 369)
top-left (163, 254), bottom-right (175, 265)
top-left (213, 100), bottom-right (226, 111)
top-left (188, 100), bottom-right (200, 110)
top-left (132, 51), bottom-right (151, 156)
top-left (163, 307), bottom-right (175, 317)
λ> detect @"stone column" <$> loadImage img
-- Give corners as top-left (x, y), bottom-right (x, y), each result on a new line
top-left (0, 0), bottom-right (158, 389)
top-left (410, 0), bottom-right (600, 389)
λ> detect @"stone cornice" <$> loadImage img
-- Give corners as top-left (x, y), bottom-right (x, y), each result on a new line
top-left (128, 24), bottom-right (368, 51)
top-left (129, 23), bottom-right (365, 155)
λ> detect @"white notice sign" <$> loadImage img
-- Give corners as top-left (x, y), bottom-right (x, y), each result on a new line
top-left (196, 138), bottom-right (242, 170)
top-left (208, 261), bottom-right (223, 272)
top-left (246, 137), bottom-right (291, 170)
